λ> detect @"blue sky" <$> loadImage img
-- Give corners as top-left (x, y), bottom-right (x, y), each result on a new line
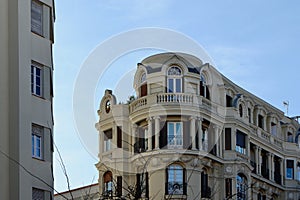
top-left (53, 0), bottom-right (300, 192)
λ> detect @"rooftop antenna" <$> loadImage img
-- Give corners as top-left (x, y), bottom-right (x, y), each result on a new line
top-left (283, 101), bottom-right (289, 116)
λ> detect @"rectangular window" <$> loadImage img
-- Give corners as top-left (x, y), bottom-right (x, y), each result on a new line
top-left (117, 126), bottom-right (122, 148)
top-left (248, 108), bottom-right (251, 123)
top-left (31, 62), bottom-right (42, 96)
top-left (167, 78), bottom-right (182, 93)
top-left (225, 128), bottom-right (231, 150)
top-left (32, 125), bottom-right (43, 159)
top-left (137, 172), bottom-right (149, 198)
top-left (226, 95), bottom-right (233, 107)
top-left (104, 129), bottom-right (112, 152)
top-left (225, 178), bottom-right (232, 198)
top-left (258, 115), bottom-right (264, 129)
top-left (167, 122), bottom-right (183, 148)
top-left (32, 188), bottom-right (44, 200)
top-left (201, 171), bottom-right (210, 198)
top-left (236, 130), bottom-right (246, 155)
top-left (271, 123), bottom-right (277, 135)
top-left (31, 1), bottom-right (43, 35)
top-left (297, 162), bottom-right (300, 181)
top-left (116, 176), bottom-right (122, 197)
top-left (286, 160), bottom-right (294, 179)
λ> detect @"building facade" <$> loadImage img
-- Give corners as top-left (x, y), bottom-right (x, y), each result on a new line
top-left (95, 52), bottom-right (300, 200)
top-left (0, 0), bottom-right (55, 199)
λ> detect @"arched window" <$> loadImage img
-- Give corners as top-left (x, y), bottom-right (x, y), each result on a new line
top-left (236, 173), bottom-right (247, 200)
top-left (103, 171), bottom-right (113, 196)
top-left (200, 74), bottom-right (210, 99)
top-left (167, 66), bottom-right (182, 93)
top-left (166, 163), bottom-right (186, 195)
top-left (140, 72), bottom-right (147, 97)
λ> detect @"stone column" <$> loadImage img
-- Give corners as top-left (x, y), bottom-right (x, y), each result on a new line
top-left (279, 158), bottom-right (283, 185)
top-left (132, 124), bottom-right (137, 153)
top-left (213, 125), bottom-right (220, 156)
top-left (154, 116), bottom-right (160, 149)
top-left (197, 117), bottom-right (203, 150)
top-left (254, 146), bottom-right (259, 174)
top-left (267, 152), bottom-right (272, 180)
top-left (147, 117), bottom-right (152, 151)
top-left (271, 154), bottom-right (274, 181)
top-left (258, 147), bottom-right (262, 175)
top-left (99, 130), bottom-right (104, 156)
top-left (190, 116), bottom-right (196, 150)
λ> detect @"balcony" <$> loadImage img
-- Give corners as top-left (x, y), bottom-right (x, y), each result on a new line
top-left (129, 93), bottom-right (217, 115)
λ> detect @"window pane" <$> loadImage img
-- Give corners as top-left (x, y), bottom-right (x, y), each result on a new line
top-left (31, 1), bottom-right (43, 35)
top-left (175, 79), bottom-right (181, 93)
top-left (168, 79), bottom-right (173, 93)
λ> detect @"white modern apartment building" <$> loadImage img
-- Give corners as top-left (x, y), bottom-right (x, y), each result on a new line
top-left (0, 0), bottom-right (55, 199)
top-left (96, 52), bottom-right (300, 199)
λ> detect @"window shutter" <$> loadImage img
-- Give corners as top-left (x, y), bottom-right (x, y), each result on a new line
top-left (43, 66), bottom-right (51, 100)
top-left (31, 1), bottom-right (43, 35)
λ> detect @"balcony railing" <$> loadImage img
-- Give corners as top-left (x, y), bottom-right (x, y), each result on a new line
top-left (167, 136), bottom-right (183, 149)
top-left (166, 182), bottom-right (187, 195)
top-left (157, 93), bottom-right (193, 103)
top-left (129, 93), bottom-right (213, 113)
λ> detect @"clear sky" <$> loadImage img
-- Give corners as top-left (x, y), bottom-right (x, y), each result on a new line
top-left (53, 0), bottom-right (300, 192)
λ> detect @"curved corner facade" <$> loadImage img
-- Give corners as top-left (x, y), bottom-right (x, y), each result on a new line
top-left (96, 52), bottom-right (300, 200)
top-left (0, 0), bottom-right (55, 199)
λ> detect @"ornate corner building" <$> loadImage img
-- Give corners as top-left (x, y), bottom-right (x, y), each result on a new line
top-left (0, 0), bottom-right (55, 199)
top-left (95, 53), bottom-right (300, 200)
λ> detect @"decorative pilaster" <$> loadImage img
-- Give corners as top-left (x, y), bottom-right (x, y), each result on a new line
top-left (154, 116), bottom-right (160, 149)
top-left (271, 154), bottom-right (274, 181)
top-left (132, 124), bottom-right (137, 153)
top-left (197, 117), bottom-right (203, 150)
top-left (213, 125), bottom-right (220, 156)
top-left (267, 152), bottom-right (272, 180)
top-left (279, 158), bottom-right (283, 185)
top-left (147, 117), bottom-right (153, 151)
top-left (254, 146), bottom-right (259, 174)
top-left (190, 116), bottom-right (196, 150)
